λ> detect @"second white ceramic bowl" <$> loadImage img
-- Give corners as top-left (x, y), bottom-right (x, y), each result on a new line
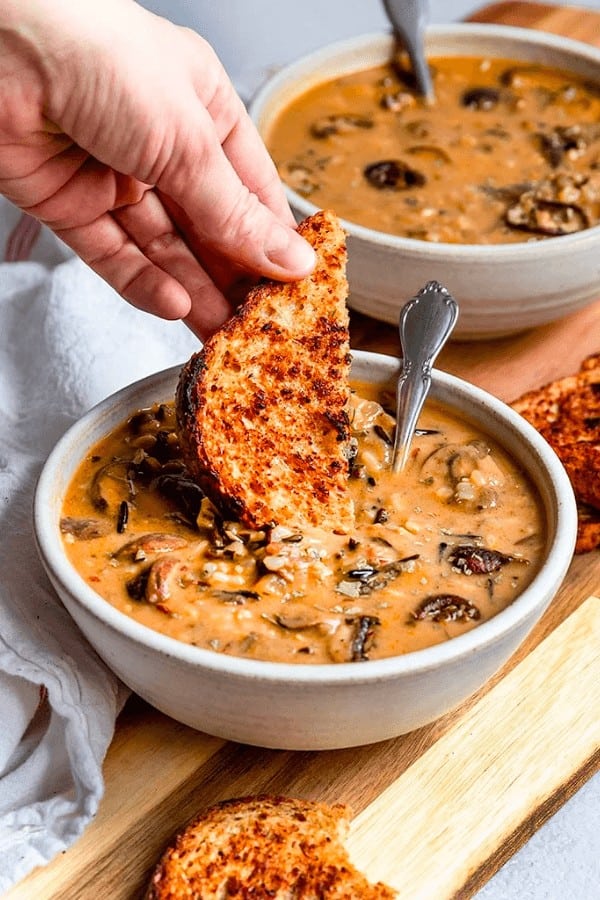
top-left (250, 25), bottom-right (600, 339)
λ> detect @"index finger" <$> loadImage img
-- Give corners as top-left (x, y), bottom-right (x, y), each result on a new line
top-left (157, 100), bottom-right (314, 280)
top-left (215, 89), bottom-right (296, 228)
top-left (189, 42), bottom-right (297, 227)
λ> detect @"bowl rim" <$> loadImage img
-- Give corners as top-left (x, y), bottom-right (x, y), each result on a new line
top-left (34, 350), bottom-right (577, 685)
top-left (249, 22), bottom-right (600, 255)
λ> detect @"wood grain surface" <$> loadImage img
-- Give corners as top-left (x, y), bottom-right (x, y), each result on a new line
top-left (7, 3), bottom-right (600, 899)
top-left (469, 1), bottom-right (600, 46)
top-left (346, 595), bottom-right (600, 897)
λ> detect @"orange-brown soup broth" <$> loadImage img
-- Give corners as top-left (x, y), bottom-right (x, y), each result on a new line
top-left (267, 55), bottom-right (600, 243)
top-left (60, 385), bottom-right (544, 664)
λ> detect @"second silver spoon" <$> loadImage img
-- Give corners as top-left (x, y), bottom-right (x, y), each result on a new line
top-left (382, 0), bottom-right (434, 101)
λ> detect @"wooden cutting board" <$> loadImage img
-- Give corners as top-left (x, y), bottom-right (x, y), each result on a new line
top-left (7, 4), bottom-right (600, 899)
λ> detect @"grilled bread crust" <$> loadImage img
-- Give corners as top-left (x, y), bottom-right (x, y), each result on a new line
top-left (176, 210), bottom-right (353, 531)
top-left (576, 503), bottom-right (600, 553)
top-left (145, 795), bottom-right (397, 900)
top-left (511, 351), bottom-right (600, 552)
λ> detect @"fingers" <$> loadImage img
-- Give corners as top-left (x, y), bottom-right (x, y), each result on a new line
top-left (114, 190), bottom-right (234, 335)
top-left (56, 210), bottom-right (191, 319)
top-left (156, 85), bottom-right (315, 283)
top-left (180, 32), bottom-right (296, 228)
top-left (204, 77), bottom-right (296, 227)
top-left (160, 123), bottom-right (315, 281)
top-left (0, 143), bottom-right (89, 208)
top-left (157, 191), bottom-right (253, 291)
top-left (47, 186), bottom-right (235, 340)
top-left (20, 154), bottom-right (149, 226)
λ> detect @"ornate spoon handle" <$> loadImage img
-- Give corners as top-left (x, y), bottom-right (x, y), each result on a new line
top-left (392, 281), bottom-right (459, 472)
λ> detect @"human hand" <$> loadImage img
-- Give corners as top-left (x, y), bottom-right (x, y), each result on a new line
top-left (0, 0), bottom-right (315, 338)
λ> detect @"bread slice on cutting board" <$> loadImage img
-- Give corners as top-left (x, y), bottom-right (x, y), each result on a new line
top-left (511, 351), bottom-right (600, 552)
top-left (176, 209), bottom-right (354, 532)
top-left (145, 795), bottom-right (397, 899)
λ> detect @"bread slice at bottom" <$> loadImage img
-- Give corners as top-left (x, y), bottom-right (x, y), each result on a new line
top-left (146, 795), bottom-right (397, 899)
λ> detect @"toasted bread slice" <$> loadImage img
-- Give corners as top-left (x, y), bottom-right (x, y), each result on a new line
top-left (511, 364), bottom-right (600, 443)
top-left (559, 441), bottom-right (600, 509)
top-left (510, 372), bottom-right (580, 438)
top-left (576, 503), bottom-right (600, 553)
top-left (146, 795), bottom-right (397, 899)
top-left (510, 353), bottom-right (600, 552)
top-left (176, 210), bottom-right (353, 531)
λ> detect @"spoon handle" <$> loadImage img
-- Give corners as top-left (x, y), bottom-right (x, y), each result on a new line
top-left (382, 0), bottom-right (434, 101)
top-left (392, 281), bottom-right (459, 472)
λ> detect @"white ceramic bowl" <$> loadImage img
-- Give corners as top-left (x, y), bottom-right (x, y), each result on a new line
top-left (34, 351), bottom-right (577, 750)
top-left (250, 24), bottom-right (600, 339)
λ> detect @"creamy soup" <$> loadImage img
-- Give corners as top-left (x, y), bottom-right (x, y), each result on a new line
top-left (266, 55), bottom-right (600, 244)
top-left (60, 384), bottom-right (544, 664)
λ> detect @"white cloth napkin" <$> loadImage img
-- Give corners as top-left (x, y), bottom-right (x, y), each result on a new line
top-left (0, 198), bottom-right (199, 893)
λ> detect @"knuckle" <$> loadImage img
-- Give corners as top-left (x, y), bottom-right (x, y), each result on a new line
top-left (140, 229), bottom-right (181, 259)
top-left (218, 188), bottom-right (265, 246)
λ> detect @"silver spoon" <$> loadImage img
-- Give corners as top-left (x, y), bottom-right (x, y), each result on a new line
top-left (382, 0), bottom-right (434, 102)
top-left (392, 281), bottom-right (459, 472)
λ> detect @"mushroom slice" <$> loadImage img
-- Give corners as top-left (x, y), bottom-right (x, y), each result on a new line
top-left (125, 568), bottom-right (150, 602)
top-left (339, 555), bottom-right (419, 596)
top-left (145, 557), bottom-right (180, 605)
top-left (364, 159), bottom-right (426, 190)
top-left (479, 181), bottom-right (535, 202)
top-left (113, 532), bottom-right (189, 561)
top-left (406, 144), bottom-right (451, 163)
top-left (420, 442), bottom-right (488, 487)
top-left (60, 516), bottom-right (111, 540)
top-left (461, 87), bottom-right (501, 110)
top-left (447, 545), bottom-right (527, 575)
top-left (537, 125), bottom-right (600, 167)
top-left (310, 114), bottom-right (373, 139)
top-left (412, 594), bottom-right (481, 623)
top-left (538, 130), bottom-right (570, 168)
top-left (154, 473), bottom-right (204, 525)
top-left (272, 607), bottom-right (324, 630)
top-left (326, 615), bottom-right (382, 662)
top-left (90, 458), bottom-right (131, 511)
top-left (506, 197), bottom-right (589, 236)
top-left (213, 589), bottom-right (260, 605)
